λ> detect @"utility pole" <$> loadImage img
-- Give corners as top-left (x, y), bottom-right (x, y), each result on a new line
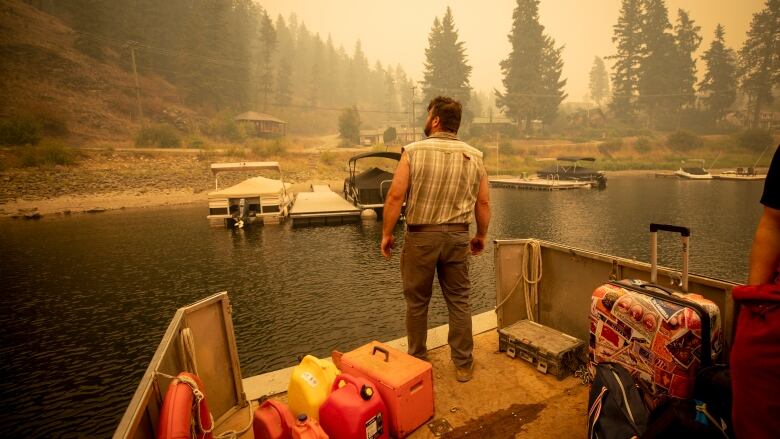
top-left (410, 86), bottom-right (416, 142)
top-left (126, 41), bottom-right (144, 125)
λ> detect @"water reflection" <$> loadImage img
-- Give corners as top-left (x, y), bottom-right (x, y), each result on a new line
top-left (0, 175), bottom-right (763, 436)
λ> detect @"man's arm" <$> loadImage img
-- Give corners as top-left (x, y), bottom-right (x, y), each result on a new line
top-left (381, 152), bottom-right (410, 259)
top-left (748, 205), bottom-right (780, 284)
top-left (470, 173), bottom-right (490, 256)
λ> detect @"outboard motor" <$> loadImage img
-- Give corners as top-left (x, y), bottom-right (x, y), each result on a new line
top-left (595, 174), bottom-right (607, 190)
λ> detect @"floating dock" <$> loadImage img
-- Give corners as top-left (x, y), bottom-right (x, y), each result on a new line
top-left (490, 177), bottom-right (591, 191)
top-left (289, 186), bottom-right (362, 226)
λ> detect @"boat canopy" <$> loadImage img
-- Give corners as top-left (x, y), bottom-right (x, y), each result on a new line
top-left (347, 151), bottom-right (401, 165)
top-left (208, 176), bottom-right (290, 199)
top-left (210, 161), bottom-right (281, 174)
top-left (556, 156), bottom-right (596, 162)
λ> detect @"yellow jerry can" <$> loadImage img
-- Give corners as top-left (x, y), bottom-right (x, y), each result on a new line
top-left (287, 355), bottom-right (339, 420)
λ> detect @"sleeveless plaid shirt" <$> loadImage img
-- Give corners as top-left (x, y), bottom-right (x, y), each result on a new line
top-left (403, 132), bottom-right (486, 225)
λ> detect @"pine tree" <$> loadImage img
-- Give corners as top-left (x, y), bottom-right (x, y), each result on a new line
top-left (738, 0), bottom-right (780, 127)
top-left (608, 0), bottom-right (642, 121)
top-left (637, 0), bottom-right (678, 128)
top-left (256, 8), bottom-right (276, 111)
top-left (699, 24), bottom-right (737, 122)
top-left (589, 56), bottom-right (610, 107)
top-left (275, 59), bottom-right (293, 106)
top-left (673, 9), bottom-right (702, 110)
top-left (539, 35), bottom-right (567, 123)
top-left (179, 0), bottom-right (233, 109)
top-left (338, 106), bottom-right (361, 144)
top-left (420, 7), bottom-right (472, 119)
top-left (496, 0), bottom-right (545, 130)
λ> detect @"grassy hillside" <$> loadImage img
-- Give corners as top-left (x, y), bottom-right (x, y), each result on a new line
top-left (0, 0), bottom-right (193, 140)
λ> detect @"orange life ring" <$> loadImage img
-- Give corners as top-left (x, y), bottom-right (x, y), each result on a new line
top-left (157, 372), bottom-right (214, 439)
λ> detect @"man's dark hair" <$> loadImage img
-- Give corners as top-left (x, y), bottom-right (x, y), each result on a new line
top-left (427, 96), bottom-right (462, 133)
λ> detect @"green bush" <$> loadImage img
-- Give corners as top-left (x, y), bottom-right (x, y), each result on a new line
top-left (735, 128), bottom-right (774, 152)
top-left (135, 124), bottom-right (182, 148)
top-left (0, 117), bottom-right (42, 145)
top-left (667, 130), bottom-right (703, 151)
top-left (635, 136), bottom-right (653, 153)
top-left (16, 140), bottom-right (79, 167)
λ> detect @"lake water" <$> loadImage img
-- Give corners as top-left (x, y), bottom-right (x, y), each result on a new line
top-left (0, 175), bottom-right (764, 437)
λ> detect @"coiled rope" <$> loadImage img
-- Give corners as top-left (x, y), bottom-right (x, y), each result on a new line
top-left (495, 240), bottom-right (543, 321)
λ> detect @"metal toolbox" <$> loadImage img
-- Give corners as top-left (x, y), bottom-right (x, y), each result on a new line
top-left (498, 319), bottom-right (585, 379)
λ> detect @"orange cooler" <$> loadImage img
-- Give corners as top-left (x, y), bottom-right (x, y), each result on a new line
top-left (336, 341), bottom-right (433, 438)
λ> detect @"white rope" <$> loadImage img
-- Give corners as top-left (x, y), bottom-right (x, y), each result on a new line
top-left (495, 240), bottom-right (543, 322)
top-left (180, 328), bottom-right (200, 376)
top-left (521, 240), bottom-right (543, 321)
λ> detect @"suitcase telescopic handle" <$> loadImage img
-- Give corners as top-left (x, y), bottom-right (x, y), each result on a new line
top-left (649, 223), bottom-right (690, 292)
top-left (372, 346), bottom-right (390, 362)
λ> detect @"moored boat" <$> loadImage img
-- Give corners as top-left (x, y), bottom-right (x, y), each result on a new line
top-left (114, 238), bottom-right (737, 438)
top-left (713, 167), bottom-right (766, 181)
top-left (536, 157), bottom-right (607, 189)
top-left (674, 159), bottom-right (713, 180)
top-left (207, 162), bottom-right (294, 228)
top-left (343, 151), bottom-right (402, 213)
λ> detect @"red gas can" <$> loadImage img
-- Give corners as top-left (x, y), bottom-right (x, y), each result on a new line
top-left (291, 414), bottom-right (328, 439)
top-left (319, 374), bottom-right (389, 439)
top-left (253, 399), bottom-right (295, 439)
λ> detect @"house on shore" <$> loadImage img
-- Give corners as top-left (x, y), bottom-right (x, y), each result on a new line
top-left (235, 111), bottom-right (287, 138)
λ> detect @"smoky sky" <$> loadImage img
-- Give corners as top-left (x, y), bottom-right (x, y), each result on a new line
top-left (261, 0), bottom-right (762, 104)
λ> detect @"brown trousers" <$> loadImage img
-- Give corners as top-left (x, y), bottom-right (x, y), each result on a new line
top-left (400, 230), bottom-right (473, 368)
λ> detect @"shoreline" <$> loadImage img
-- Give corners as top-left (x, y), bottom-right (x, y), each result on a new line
top-left (0, 179), bottom-right (345, 219)
top-left (0, 170), bottom-right (669, 220)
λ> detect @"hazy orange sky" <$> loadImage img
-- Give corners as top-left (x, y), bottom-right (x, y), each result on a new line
top-left (260, 0), bottom-right (764, 106)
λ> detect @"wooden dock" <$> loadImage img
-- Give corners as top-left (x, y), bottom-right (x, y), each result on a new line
top-left (489, 177), bottom-right (591, 191)
top-left (289, 186), bottom-right (362, 226)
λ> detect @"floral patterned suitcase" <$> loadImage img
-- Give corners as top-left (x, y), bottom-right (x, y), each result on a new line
top-left (589, 224), bottom-right (723, 409)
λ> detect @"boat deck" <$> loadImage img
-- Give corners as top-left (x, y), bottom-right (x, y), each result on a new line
top-left (289, 187), bottom-right (362, 226)
top-left (490, 178), bottom-right (591, 191)
top-left (217, 314), bottom-right (587, 438)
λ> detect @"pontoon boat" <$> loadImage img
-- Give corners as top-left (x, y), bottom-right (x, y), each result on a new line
top-left (207, 162), bottom-right (294, 227)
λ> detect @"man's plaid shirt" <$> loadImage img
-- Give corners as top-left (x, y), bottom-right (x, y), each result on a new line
top-left (403, 131), bottom-right (486, 225)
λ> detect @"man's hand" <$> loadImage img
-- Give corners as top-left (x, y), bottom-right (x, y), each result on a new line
top-left (381, 234), bottom-right (395, 259)
top-left (470, 235), bottom-right (486, 256)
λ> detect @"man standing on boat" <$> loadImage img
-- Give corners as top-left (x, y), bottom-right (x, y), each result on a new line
top-left (380, 96), bottom-right (490, 383)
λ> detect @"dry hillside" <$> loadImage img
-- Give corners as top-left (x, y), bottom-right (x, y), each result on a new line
top-left (0, 0), bottom-right (193, 140)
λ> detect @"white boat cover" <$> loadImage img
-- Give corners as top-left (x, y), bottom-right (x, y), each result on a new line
top-left (208, 176), bottom-right (290, 199)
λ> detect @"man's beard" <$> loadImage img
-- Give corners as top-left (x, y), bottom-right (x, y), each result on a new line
top-left (424, 119), bottom-right (432, 137)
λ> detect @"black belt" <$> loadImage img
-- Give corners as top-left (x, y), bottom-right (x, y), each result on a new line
top-left (407, 223), bottom-right (469, 232)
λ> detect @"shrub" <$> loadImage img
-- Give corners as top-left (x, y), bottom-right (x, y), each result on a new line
top-left (320, 150), bottom-right (336, 165)
top-left (207, 112), bottom-right (248, 143)
top-left (598, 138), bottom-right (623, 158)
top-left (0, 117), bottom-right (42, 145)
top-left (225, 145), bottom-right (246, 158)
top-left (635, 136), bottom-right (653, 154)
top-left (135, 124), bottom-right (182, 148)
top-left (499, 140), bottom-right (513, 154)
top-left (248, 138), bottom-right (287, 156)
top-left (667, 130), bottom-right (703, 151)
top-left (187, 135), bottom-right (207, 149)
top-left (735, 128), bottom-right (774, 152)
top-left (16, 140), bottom-right (79, 167)
top-left (383, 127), bottom-right (397, 144)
